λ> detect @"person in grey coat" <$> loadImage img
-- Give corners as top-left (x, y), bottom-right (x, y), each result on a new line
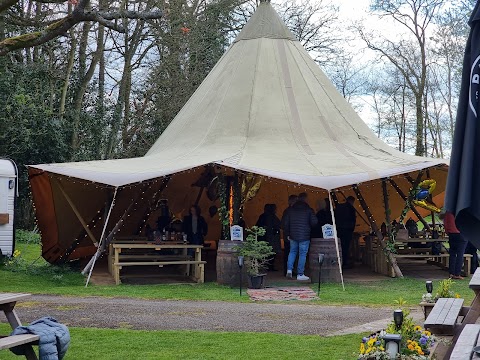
top-left (283, 192), bottom-right (318, 281)
top-left (11, 316), bottom-right (70, 360)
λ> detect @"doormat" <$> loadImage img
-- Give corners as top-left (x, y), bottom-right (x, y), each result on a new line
top-left (247, 287), bottom-right (318, 301)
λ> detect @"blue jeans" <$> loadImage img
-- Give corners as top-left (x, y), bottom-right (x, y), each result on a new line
top-left (287, 239), bottom-right (310, 275)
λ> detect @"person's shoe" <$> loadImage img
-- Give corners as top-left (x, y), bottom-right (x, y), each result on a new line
top-left (297, 274), bottom-right (310, 281)
top-left (453, 275), bottom-right (464, 280)
top-left (286, 270), bottom-right (293, 279)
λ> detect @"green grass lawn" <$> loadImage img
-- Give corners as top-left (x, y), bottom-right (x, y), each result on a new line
top-left (1, 241), bottom-right (474, 307)
top-left (0, 324), bottom-right (362, 360)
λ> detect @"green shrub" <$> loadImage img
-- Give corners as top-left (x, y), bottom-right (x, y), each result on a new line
top-left (15, 229), bottom-right (41, 244)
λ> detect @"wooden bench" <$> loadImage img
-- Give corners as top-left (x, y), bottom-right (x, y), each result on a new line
top-left (0, 334), bottom-right (39, 351)
top-left (394, 254), bottom-right (472, 276)
top-left (449, 324), bottom-right (480, 359)
top-left (424, 298), bottom-right (465, 335)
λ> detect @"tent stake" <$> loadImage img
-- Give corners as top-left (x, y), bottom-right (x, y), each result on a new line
top-left (84, 187), bottom-right (118, 287)
top-left (352, 185), bottom-right (404, 278)
top-left (328, 191), bottom-right (345, 291)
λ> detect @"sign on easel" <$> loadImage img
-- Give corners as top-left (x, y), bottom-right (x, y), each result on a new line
top-left (322, 224), bottom-right (334, 239)
top-left (230, 225), bottom-right (244, 241)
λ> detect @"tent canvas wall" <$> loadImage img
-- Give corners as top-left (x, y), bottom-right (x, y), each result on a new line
top-left (28, 1), bottom-right (448, 274)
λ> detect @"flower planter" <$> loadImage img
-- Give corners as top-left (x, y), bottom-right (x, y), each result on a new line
top-left (419, 302), bottom-right (435, 319)
top-left (248, 274), bottom-right (266, 289)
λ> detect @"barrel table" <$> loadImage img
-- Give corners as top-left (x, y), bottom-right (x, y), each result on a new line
top-left (308, 237), bottom-right (342, 283)
top-left (216, 240), bottom-right (247, 287)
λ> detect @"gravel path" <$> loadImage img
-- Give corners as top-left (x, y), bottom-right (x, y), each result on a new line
top-left (9, 295), bottom-right (405, 336)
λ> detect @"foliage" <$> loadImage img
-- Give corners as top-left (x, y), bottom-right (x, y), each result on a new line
top-left (358, 299), bottom-right (436, 359)
top-left (434, 278), bottom-right (461, 299)
top-left (234, 226), bottom-right (274, 276)
top-left (15, 229), bottom-right (41, 244)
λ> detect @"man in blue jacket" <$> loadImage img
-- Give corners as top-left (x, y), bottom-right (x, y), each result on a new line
top-left (283, 193), bottom-right (318, 281)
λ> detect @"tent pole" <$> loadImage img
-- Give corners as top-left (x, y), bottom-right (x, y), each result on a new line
top-left (135, 176), bottom-right (170, 235)
top-left (352, 185), bottom-right (403, 278)
top-left (84, 187), bottom-right (118, 287)
top-left (336, 190), bottom-right (370, 227)
top-left (54, 177), bottom-right (99, 247)
top-left (328, 191), bottom-right (345, 291)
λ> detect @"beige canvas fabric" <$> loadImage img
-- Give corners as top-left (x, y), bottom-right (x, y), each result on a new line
top-left (29, 1), bottom-right (447, 190)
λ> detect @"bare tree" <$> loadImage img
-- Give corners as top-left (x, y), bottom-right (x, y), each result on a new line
top-left (358, 0), bottom-right (443, 156)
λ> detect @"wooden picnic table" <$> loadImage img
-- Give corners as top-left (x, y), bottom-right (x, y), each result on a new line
top-left (438, 268), bottom-right (480, 359)
top-left (109, 240), bottom-right (205, 285)
top-left (0, 293), bottom-right (38, 360)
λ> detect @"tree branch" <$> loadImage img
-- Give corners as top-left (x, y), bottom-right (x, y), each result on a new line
top-left (0, 1), bottom-right (163, 55)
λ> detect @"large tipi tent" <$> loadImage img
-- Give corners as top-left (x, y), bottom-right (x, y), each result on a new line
top-left (28, 1), bottom-right (448, 271)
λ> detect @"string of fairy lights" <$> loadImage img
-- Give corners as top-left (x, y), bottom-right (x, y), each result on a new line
top-left (28, 163), bottom-right (447, 263)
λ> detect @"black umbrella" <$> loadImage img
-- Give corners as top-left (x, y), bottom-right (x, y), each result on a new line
top-left (445, 0), bottom-right (480, 249)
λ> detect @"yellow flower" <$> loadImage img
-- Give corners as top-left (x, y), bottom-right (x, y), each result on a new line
top-left (418, 350), bottom-right (424, 355)
top-left (424, 331), bottom-right (431, 336)
top-left (360, 343), bottom-right (365, 354)
top-left (13, 250), bottom-right (21, 258)
top-left (407, 340), bottom-right (412, 343)
top-left (455, 293), bottom-right (461, 298)
top-left (365, 347), bottom-right (372, 354)
top-left (367, 338), bottom-right (375, 347)
top-left (379, 346), bottom-right (385, 351)
top-left (414, 325), bottom-right (422, 331)
top-left (408, 344), bottom-right (415, 350)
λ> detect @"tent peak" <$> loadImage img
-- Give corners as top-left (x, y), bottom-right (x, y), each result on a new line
top-left (234, 1), bottom-right (297, 43)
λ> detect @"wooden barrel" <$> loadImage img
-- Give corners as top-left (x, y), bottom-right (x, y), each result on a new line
top-left (216, 240), bottom-right (246, 287)
top-left (308, 238), bottom-right (342, 283)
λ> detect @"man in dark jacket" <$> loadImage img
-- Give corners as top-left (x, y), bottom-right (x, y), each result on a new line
top-left (283, 193), bottom-right (318, 281)
top-left (334, 196), bottom-right (356, 269)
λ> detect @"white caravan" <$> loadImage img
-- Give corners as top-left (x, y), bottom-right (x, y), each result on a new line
top-left (0, 159), bottom-right (18, 256)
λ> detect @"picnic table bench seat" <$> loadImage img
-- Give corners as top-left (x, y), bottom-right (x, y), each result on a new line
top-left (424, 298), bottom-right (465, 335)
top-left (0, 334), bottom-right (39, 350)
top-left (449, 324), bottom-right (480, 359)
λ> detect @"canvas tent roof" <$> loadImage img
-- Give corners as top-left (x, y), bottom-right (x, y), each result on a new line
top-left (28, 1), bottom-right (447, 190)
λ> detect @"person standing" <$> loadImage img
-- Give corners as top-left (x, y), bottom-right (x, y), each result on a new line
top-left (442, 210), bottom-right (468, 279)
top-left (334, 196), bottom-right (356, 269)
top-left (183, 205), bottom-right (208, 255)
top-left (281, 195), bottom-right (297, 274)
top-left (283, 193), bottom-right (318, 281)
top-left (256, 204), bottom-right (281, 270)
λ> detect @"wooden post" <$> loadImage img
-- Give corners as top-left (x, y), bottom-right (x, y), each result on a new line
top-left (352, 185), bottom-right (404, 278)
top-left (328, 191), bottom-right (345, 290)
top-left (337, 190), bottom-right (370, 227)
top-left (53, 177), bottom-right (98, 246)
top-left (135, 176), bottom-right (170, 235)
top-left (389, 178), bottom-right (431, 232)
top-left (382, 179), bottom-right (392, 239)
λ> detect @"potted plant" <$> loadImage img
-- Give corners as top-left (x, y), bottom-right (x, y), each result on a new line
top-left (234, 226), bottom-right (274, 289)
top-left (419, 279), bottom-right (461, 319)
